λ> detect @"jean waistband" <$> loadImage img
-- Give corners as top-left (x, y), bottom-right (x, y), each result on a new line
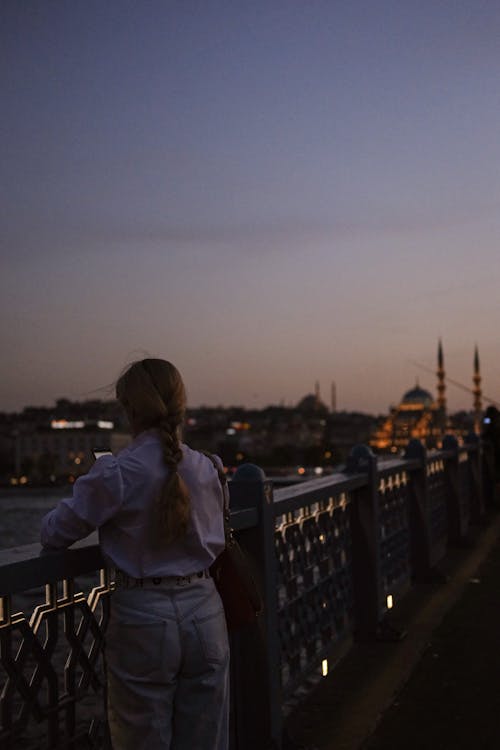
top-left (114, 569), bottom-right (211, 589)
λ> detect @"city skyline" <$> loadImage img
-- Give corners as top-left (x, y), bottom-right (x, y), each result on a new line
top-left (2, 2), bottom-right (500, 415)
top-left (2, 347), bottom-right (493, 418)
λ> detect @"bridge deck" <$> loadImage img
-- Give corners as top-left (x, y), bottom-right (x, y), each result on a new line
top-left (286, 509), bottom-right (500, 750)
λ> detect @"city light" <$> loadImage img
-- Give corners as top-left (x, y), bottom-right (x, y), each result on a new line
top-left (51, 419), bottom-right (114, 429)
top-left (387, 594), bottom-right (394, 609)
top-left (297, 467), bottom-right (305, 475)
top-left (322, 659), bottom-right (328, 677)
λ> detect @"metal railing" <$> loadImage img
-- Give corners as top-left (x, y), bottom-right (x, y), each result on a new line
top-left (0, 436), bottom-right (487, 749)
top-left (0, 539), bottom-right (111, 749)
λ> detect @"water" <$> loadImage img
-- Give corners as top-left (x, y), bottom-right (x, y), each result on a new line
top-left (0, 486), bottom-right (70, 549)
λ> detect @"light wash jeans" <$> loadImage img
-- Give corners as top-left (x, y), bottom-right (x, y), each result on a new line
top-left (106, 575), bottom-right (229, 750)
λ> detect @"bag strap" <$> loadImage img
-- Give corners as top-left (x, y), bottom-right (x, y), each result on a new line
top-left (200, 450), bottom-right (230, 522)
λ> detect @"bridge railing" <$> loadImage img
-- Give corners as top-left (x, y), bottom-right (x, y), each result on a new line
top-left (230, 435), bottom-right (484, 748)
top-left (0, 437), bottom-right (487, 749)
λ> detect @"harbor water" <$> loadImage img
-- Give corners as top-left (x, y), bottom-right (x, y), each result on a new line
top-left (0, 486), bottom-right (70, 549)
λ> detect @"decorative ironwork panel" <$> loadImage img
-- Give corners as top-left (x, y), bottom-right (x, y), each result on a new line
top-left (274, 495), bottom-right (353, 697)
top-left (427, 458), bottom-right (448, 547)
top-left (0, 571), bottom-right (112, 749)
top-left (378, 472), bottom-right (410, 610)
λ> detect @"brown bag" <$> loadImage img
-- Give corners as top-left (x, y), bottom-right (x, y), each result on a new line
top-left (204, 453), bottom-right (263, 630)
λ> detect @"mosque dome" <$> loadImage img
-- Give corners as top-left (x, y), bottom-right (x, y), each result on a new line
top-left (401, 384), bottom-right (434, 409)
top-left (296, 393), bottom-right (329, 415)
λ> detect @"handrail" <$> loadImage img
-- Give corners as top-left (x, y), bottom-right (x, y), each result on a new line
top-left (0, 534), bottom-right (104, 596)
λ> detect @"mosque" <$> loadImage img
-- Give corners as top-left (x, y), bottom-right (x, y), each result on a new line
top-left (369, 341), bottom-right (482, 453)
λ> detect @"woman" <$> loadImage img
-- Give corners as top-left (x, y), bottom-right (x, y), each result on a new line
top-left (41, 359), bottom-right (229, 750)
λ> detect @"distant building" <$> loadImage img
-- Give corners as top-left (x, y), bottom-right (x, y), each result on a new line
top-left (370, 341), bottom-right (482, 453)
top-left (369, 382), bottom-right (444, 452)
top-left (296, 381), bottom-right (329, 416)
top-left (13, 420), bottom-right (130, 485)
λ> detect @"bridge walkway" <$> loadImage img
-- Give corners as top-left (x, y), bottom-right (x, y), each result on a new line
top-left (286, 510), bottom-right (500, 750)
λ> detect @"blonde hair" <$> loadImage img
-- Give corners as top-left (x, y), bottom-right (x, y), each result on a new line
top-left (116, 358), bottom-right (190, 543)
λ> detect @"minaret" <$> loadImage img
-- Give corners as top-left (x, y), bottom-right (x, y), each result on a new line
top-left (331, 381), bottom-right (337, 413)
top-left (473, 345), bottom-right (482, 433)
top-left (436, 339), bottom-right (446, 412)
top-left (314, 381), bottom-right (321, 411)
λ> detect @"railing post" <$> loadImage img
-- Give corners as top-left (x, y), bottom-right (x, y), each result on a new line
top-left (442, 434), bottom-right (469, 543)
top-left (346, 445), bottom-right (382, 639)
top-left (464, 432), bottom-right (485, 523)
top-left (405, 439), bottom-right (436, 580)
top-left (229, 464), bottom-right (282, 750)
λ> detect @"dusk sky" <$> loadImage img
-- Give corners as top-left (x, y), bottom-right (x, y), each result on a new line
top-left (2, 1), bottom-right (500, 415)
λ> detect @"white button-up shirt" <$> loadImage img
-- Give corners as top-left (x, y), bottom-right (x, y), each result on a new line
top-left (40, 430), bottom-right (226, 577)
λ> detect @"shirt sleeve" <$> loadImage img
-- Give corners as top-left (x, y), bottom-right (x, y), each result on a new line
top-left (40, 455), bottom-right (124, 549)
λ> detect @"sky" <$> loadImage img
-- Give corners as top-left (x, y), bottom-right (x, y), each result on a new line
top-left (2, 0), bottom-right (500, 415)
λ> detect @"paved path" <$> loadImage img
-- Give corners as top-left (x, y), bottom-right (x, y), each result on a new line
top-left (286, 510), bottom-right (500, 750)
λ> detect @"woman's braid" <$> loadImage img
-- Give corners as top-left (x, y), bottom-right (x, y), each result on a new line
top-left (156, 402), bottom-right (190, 543)
top-left (158, 414), bottom-right (182, 472)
